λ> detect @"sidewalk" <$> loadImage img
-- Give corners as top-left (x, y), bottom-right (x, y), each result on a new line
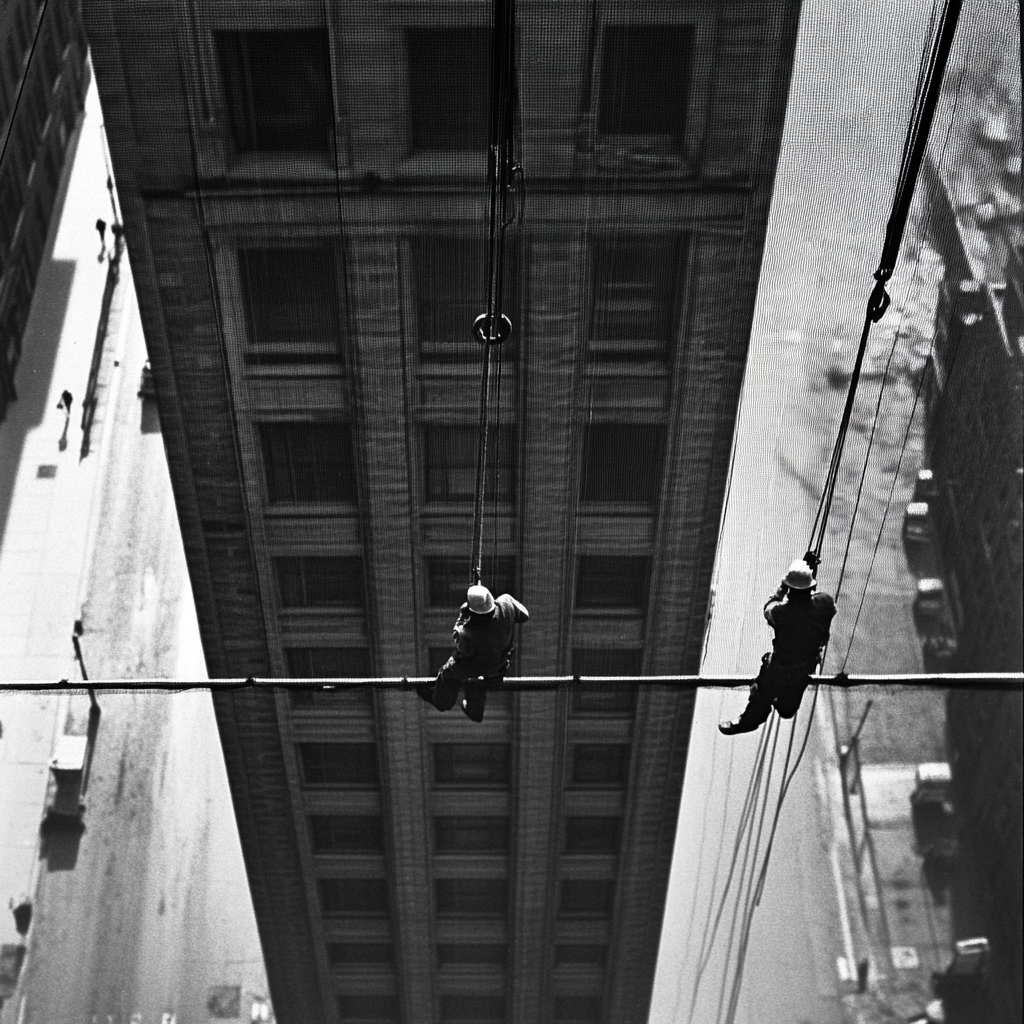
top-left (0, 73), bottom-right (121, 986)
top-left (819, 685), bottom-right (977, 1024)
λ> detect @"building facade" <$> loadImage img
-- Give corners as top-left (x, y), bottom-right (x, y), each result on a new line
top-left (921, 157), bottom-right (1023, 673)
top-left (84, 2), bottom-right (801, 1022)
top-left (0, 0), bottom-right (90, 423)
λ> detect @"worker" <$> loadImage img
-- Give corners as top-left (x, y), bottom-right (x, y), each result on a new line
top-left (417, 584), bottom-right (529, 722)
top-left (719, 553), bottom-right (835, 735)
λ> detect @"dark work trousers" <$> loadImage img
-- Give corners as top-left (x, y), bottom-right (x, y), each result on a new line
top-left (421, 655), bottom-right (504, 722)
top-left (733, 653), bottom-right (813, 729)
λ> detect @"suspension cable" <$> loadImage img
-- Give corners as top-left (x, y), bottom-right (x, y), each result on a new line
top-left (808, 0), bottom-right (962, 561)
top-left (471, 0), bottom-right (519, 585)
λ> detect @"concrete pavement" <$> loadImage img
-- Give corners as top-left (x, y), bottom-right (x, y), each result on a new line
top-left (0, 72), bottom-right (115, 976)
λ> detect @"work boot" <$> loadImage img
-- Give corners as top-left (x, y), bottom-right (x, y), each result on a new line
top-left (718, 717), bottom-right (758, 736)
top-left (461, 698), bottom-right (484, 723)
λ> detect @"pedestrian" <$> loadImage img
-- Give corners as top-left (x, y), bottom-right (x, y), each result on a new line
top-left (417, 583), bottom-right (529, 722)
top-left (719, 553), bottom-right (836, 735)
top-left (57, 390), bottom-right (73, 449)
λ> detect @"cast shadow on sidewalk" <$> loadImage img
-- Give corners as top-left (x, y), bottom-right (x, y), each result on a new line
top-left (0, 112), bottom-right (86, 551)
top-left (0, 260), bottom-right (77, 552)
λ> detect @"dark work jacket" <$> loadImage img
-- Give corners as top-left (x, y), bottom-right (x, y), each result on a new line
top-left (764, 590), bottom-right (836, 670)
top-left (453, 595), bottom-right (530, 675)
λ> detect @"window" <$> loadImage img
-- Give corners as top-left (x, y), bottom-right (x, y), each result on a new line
top-left (437, 944), bottom-right (508, 967)
top-left (308, 815), bottom-right (383, 854)
top-left (434, 816), bottom-right (510, 853)
top-left (581, 425), bottom-right (666, 503)
top-left (436, 878), bottom-right (508, 916)
top-left (299, 743), bottom-right (378, 786)
top-left (590, 235), bottom-right (685, 358)
top-left (571, 744), bottom-right (630, 787)
top-left (438, 994), bottom-right (506, 1021)
top-left (328, 942), bottom-right (394, 966)
top-left (558, 880), bottom-right (615, 918)
top-left (570, 650), bottom-right (640, 713)
top-left (411, 236), bottom-right (486, 355)
top-left (554, 944), bottom-right (607, 967)
top-left (258, 422), bottom-right (356, 503)
top-left (216, 30), bottom-right (332, 154)
top-left (433, 744), bottom-right (511, 786)
top-left (575, 556), bottom-right (649, 610)
top-left (427, 555), bottom-right (516, 609)
top-left (318, 878), bottom-right (390, 916)
top-left (336, 993), bottom-right (398, 1021)
top-left (0, 171), bottom-right (24, 256)
top-left (565, 816), bottom-right (621, 855)
top-left (286, 647), bottom-right (371, 678)
top-left (274, 556), bottom-right (364, 609)
top-left (240, 246), bottom-right (344, 367)
top-left (39, 31), bottom-right (60, 89)
top-left (406, 28), bottom-right (490, 151)
top-left (554, 995), bottom-right (602, 1022)
top-left (424, 426), bottom-right (516, 503)
top-left (598, 25), bottom-right (693, 141)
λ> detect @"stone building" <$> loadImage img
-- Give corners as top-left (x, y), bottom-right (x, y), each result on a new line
top-left (83, 2), bottom-right (801, 1021)
top-left (0, 0), bottom-right (90, 423)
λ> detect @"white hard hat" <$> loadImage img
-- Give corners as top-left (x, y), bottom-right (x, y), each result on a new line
top-left (467, 585), bottom-right (496, 614)
top-left (784, 559), bottom-right (814, 589)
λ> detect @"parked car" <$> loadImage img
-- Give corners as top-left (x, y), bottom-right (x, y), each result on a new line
top-left (911, 762), bottom-right (957, 863)
top-left (912, 762), bottom-right (952, 806)
top-left (913, 578), bottom-right (955, 640)
top-left (44, 735), bottom-right (88, 825)
top-left (903, 501), bottom-right (938, 576)
top-left (913, 467), bottom-right (939, 503)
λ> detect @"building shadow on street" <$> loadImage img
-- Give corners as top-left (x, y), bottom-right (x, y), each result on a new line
top-left (0, 261), bottom-right (77, 551)
top-left (0, 111), bottom-right (86, 552)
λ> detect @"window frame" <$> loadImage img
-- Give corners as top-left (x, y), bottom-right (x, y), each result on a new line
top-left (299, 742), bottom-right (379, 787)
top-left (237, 242), bottom-right (348, 375)
top-left (422, 424), bottom-right (517, 506)
top-left (257, 419), bottom-right (357, 506)
top-left (404, 26), bottom-right (492, 154)
top-left (274, 555), bottom-right (366, 611)
top-left (587, 233), bottom-right (688, 362)
top-left (214, 27), bottom-right (334, 157)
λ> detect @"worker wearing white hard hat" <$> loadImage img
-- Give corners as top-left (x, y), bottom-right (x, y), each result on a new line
top-left (720, 552), bottom-right (836, 736)
top-left (417, 583), bottom-right (530, 722)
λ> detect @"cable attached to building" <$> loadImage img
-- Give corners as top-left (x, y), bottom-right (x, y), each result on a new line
top-left (470, 0), bottom-right (520, 586)
top-left (807, 0), bottom-right (962, 564)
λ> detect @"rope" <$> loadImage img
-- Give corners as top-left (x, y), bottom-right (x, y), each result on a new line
top-left (808, 0), bottom-right (962, 562)
top-left (470, 0), bottom-right (519, 585)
